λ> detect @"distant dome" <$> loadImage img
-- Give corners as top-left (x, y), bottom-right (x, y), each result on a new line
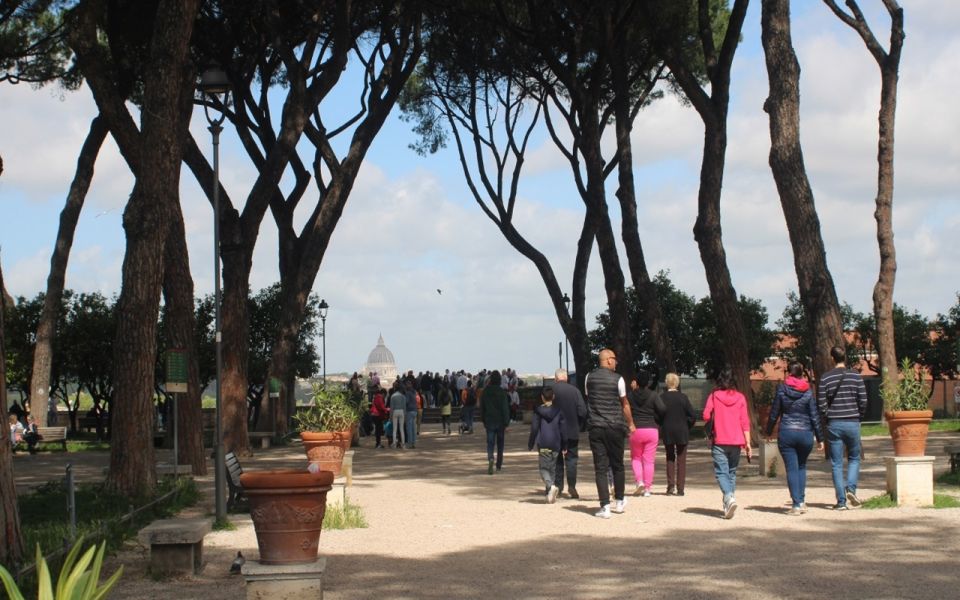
top-left (363, 335), bottom-right (398, 382)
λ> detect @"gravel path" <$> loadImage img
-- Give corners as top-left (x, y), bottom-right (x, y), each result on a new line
top-left (34, 427), bottom-right (958, 599)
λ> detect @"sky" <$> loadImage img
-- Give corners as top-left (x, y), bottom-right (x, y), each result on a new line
top-left (1, 2), bottom-right (958, 377)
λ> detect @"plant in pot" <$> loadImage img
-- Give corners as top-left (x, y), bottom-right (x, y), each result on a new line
top-left (294, 383), bottom-right (360, 476)
top-left (881, 358), bottom-right (933, 457)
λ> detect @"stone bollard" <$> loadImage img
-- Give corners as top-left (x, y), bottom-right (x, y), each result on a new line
top-left (758, 440), bottom-right (781, 478)
top-left (885, 456), bottom-right (934, 507)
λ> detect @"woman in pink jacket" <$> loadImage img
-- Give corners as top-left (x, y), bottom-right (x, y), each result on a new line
top-left (702, 368), bottom-right (752, 519)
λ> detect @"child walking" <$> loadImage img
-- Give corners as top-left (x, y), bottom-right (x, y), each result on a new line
top-left (528, 388), bottom-right (567, 504)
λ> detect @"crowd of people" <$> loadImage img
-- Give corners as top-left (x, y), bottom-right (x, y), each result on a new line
top-left (349, 368), bottom-right (524, 451)
top-left (358, 343), bottom-right (867, 522)
top-left (523, 344), bottom-right (866, 519)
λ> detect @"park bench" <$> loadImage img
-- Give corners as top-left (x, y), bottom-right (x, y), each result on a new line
top-left (35, 426), bottom-right (68, 451)
top-left (225, 451), bottom-right (246, 511)
top-left (138, 517), bottom-right (211, 575)
top-left (248, 431), bottom-right (273, 449)
top-left (946, 445), bottom-right (960, 475)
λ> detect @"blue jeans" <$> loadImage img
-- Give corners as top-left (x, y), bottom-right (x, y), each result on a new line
top-left (486, 426), bottom-right (505, 468)
top-left (405, 410), bottom-right (418, 447)
top-left (711, 444), bottom-right (741, 503)
top-left (538, 449), bottom-right (558, 492)
top-left (827, 420), bottom-right (861, 504)
top-left (554, 438), bottom-right (579, 492)
top-left (462, 405), bottom-right (475, 431)
top-left (778, 429), bottom-right (814, 507)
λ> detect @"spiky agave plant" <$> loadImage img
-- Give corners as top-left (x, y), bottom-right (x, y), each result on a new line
top-left (0, 539), bottom-right (123, 600)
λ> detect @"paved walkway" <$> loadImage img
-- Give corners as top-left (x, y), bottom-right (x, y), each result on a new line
top-left (12, 427), bottom-right (960, 599)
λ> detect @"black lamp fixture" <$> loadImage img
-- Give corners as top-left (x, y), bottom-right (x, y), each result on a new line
top-left (319, 299), bottom-right (329, 381)
top-left (561, 293), bottom-right (571, 373)
top-left (199, 64), bottom-right (231, 525)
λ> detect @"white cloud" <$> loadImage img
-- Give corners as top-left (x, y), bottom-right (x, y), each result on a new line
top-left (2, 3), bottom-right (957, 375)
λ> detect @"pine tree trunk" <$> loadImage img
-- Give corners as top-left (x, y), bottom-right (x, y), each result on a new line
top-left (0, 251), bottom-right (26, 566)
top-left (31, 116), bottom-right (108, 426)
top-left (162, 210), bottom-right (206, 474)
top-left (106, 0), bottom-right (201, 497)
top-left (613, 97), bottom-right (676, 375)
top-left (220, 250), bottom-right (251, 455)
top-left (761, 0), bottom-right (845, 379)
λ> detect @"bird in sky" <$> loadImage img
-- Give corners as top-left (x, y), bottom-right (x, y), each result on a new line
top-left (436, 289), bottom-right (442, 295)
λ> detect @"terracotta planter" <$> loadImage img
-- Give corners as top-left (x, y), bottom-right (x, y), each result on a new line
top-left (301, 430), bottom-right (352, 476)
top-left (240, 469), bottom-right (334, 565)
top-left (885, 410), bottom-right (933, 457)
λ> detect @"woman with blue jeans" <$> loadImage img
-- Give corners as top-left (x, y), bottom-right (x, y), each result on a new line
top-left (702, 368), bottom-right (752, 520)
top-left (480, 370), bottom-right (511, 474)
top-left (765, 362), bottom-right (823, 515)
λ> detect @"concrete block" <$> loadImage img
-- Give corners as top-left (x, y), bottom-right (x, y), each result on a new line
top-left (138, 517), bottom-right (211, 575)
top-left (242, 557), bottom-right (326, 600)
top-left (156, 463), bottom-right (193, 476)
top-left (342, 450), bottom-right (354, 486)
top-left (758, 440), bottom-right (781, 478)
top-left (329, 478), bottom-right (346, 507)
top-left (885, 456), bottom-right (934, 507)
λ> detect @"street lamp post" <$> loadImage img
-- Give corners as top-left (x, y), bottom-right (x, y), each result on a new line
top-left (562, 293), bottom-right (571, 374)
top-left (319, 299), bottom-right (329, 382)
top-left (199, 66), bottom-right (230, 524)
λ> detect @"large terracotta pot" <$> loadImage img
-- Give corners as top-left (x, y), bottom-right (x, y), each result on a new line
top-left (301, 430), bottom-right (352, 476)
top-left (240, 469), bottom-right (334, 565)
top-left (885, 410), bottom-right (933, 457)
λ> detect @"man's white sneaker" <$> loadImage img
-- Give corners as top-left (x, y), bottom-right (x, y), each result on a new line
top-left (547, 485), bottom-right (559, 504)
top-left (612, 498), bottom-right (627, 514)
top-left (724, 498), bottom-right (738, 520)
top-left (595, 505), bottom-right (612, 519)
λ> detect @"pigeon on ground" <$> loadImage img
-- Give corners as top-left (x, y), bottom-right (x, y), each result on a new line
top-left (230, 551), bottom-right (245, 574)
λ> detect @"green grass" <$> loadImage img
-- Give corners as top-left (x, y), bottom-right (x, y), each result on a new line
top-left (213, 518), bottom-right (237, 531)
top-left (860, 419), bottom-right (960, 437)
top-left (322, 497), bottom-right (367, 530)
top-left (18, 477), bottom-right (199, 559)
top-left (932, 494), bottom-right (960, 508)
top-left (861, 493), bottom-right (898, 509)
top-left (935, 470), bottom-right (959, 486)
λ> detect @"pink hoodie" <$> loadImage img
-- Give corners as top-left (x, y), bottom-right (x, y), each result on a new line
top-left (702, 389), bottom-right (750, 447)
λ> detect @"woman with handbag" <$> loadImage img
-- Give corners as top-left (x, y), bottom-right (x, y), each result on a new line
top-left (702, 367), bottom-right (752, 519)
top-left (765, 362), bottom-right (823, 515)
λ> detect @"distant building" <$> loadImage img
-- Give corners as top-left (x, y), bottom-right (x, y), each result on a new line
top-left (362, 334), bottom-right (398, 382)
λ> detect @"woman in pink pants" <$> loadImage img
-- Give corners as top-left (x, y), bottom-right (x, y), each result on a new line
top-left (627, 371), bottom-right (665, 496)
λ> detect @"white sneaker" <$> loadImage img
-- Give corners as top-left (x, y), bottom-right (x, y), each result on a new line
top-left (612, 498), bottom-right (627, 514)
top-left (595, 505), bottom-right (612, 519)
top-left (724, 498), bottom-right (738, 520)
top-left (547, 485), bottom-right (559, 504)
top-left (642, 490), bottom-right (652, 498)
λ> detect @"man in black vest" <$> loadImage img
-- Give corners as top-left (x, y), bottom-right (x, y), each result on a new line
top-left (584, 349), bottom-right (635, 518)
top-left (551, 368), bottom-right (587, 499)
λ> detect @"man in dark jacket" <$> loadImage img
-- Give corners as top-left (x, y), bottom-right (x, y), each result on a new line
top-left (584, 349), bottom-right (635, 518)
top-left (551, 369), bottom-right (587, 498)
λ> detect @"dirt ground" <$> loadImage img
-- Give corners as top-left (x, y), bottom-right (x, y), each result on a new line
top-left (14, 427), bottom-right (960, 599)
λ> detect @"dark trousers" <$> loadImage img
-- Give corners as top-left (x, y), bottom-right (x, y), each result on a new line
top-left (554, 438), bottom-right (579, 492)
top-left (374, 417), bottom-right (384, 447)
top-left (486, 426), bottom-right (505, 468)
top-left (589, 427), bottom-right (625, 507)
top-left (664, 443), bottom-right (688, 492)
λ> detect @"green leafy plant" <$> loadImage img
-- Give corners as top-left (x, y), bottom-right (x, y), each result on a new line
top-left (322, 496), bottom-right (368, 529)
top-left (881, 358), bottom-right (930, 412)
top-left (293, 384), bottom-right (360, 433)
top-left (0, 540), bottom-right (123, 600)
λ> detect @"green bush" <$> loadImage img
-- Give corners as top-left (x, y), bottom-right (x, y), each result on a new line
top-left (881, 358), bottom-right (930, 412)
top-left (293, 384), bottom-right (360, 433)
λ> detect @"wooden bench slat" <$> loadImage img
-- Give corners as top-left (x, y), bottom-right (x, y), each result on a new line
top-left (224, 451), bottom-right (245, 511)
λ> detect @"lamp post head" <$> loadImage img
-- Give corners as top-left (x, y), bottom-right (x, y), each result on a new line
top-left (199, 66), bottom-right (231, 127)
top-left (319, 298), bottom-right (329, 320)
top-left (199, 66), bottom-right (230, 95)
